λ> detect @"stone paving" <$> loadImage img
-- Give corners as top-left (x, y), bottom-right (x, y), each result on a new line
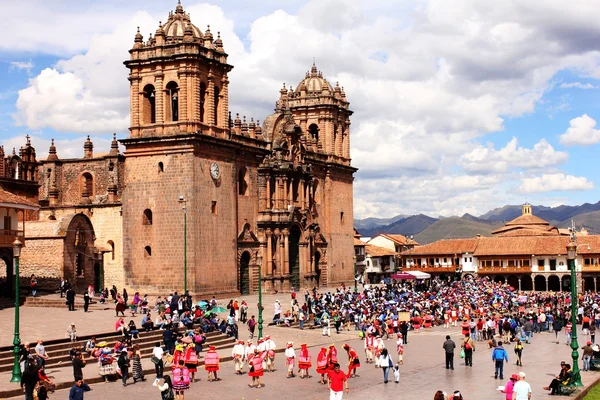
top-left (1, 291), bottom-right (599, 398)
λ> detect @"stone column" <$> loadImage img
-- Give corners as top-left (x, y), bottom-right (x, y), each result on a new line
top-left (265, 174), bottom-right (271, 210)
top-left (300, 179), bottom-right (305, 209)
top-left (266, 229), bottom-right (273, 276)
top-left (518, 277), bottom-right (522, 291)
top-left (180, 71), bottom-right (188, 122)
top-left (130, 76), bottom-right (140, 130)
top-left (282, 176), bottom-right (288, 207)
top-left (274, 175), bottom-right (279, 210)
top-left (155, 73), bottom-right (164, 125)
top-left (279, 233), bottom-right (285, 277)
top-left (207, 71), bottom-right (215, 126)
top-left (221, 75), bottom-right (229, 131)
top-left (283, 229), bottom-right (290, 275)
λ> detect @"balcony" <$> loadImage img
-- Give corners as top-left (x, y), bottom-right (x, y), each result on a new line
top-left (478, 266), bottom-right (532, 274)
top-left (582, 264), bottom-right (600, 272)
top-left (0, 230), bottom-right (24, 247)
top-left (408, 265), bottom-right (457, 274)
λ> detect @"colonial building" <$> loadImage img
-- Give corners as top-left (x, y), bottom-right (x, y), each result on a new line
top-left (0, 2), bottom-right (356, 297)
top-left (400, 204), bottom-right (600, 292)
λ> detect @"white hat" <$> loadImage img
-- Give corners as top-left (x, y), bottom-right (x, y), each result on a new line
top-left (518, 372), bottom-right (526, 378)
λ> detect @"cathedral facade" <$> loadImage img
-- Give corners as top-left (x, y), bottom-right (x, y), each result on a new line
top-left (0, 2), bottom-right (357, 297)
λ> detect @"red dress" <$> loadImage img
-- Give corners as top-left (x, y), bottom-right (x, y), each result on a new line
top-left (249, 353), bottom-right (265, 377)
top-left (184, 348), bottom-right (197, 373)
top-left (204, 350), bottom-right (220, 372)
top-left (316, 349), bottom-right (328, 374)
top-left (298, 346), bottom-right (312, 370)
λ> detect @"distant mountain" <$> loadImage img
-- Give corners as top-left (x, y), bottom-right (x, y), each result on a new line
top-left (414, 217), bottom-right (500, 244)
top-left (355, 200), bottom-right (600, 242)
top-left (558, 210), bottom-right (600, 235)
top-left (354, 215), bottom-right (408, 231)
top-left (360, 214), bottom-right (437, 237)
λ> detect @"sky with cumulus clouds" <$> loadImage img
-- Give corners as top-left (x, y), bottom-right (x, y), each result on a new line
top-left (1, 0), bottom-right (600, 219)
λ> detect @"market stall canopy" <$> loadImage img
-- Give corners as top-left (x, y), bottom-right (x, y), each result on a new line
top-left (391, 273), bottom-right (416, 280)
top-left (407, 271), bottom-right (431, 279)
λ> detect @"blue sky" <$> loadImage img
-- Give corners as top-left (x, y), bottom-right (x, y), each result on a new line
top-left (2, 0), bottom-right (600, 218)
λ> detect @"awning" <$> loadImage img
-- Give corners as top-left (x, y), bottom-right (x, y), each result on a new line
top-left (391, 273), bottom-right (416, 280)
top-left (407, 271), bottom-right (431, 279)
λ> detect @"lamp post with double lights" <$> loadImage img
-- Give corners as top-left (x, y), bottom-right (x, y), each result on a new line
top-left (256, 254), bottom-right (263, 339)
top-left (178, 196), bottom-right (187, 293)
top-left (10, 238), bottom-right (22, 383)
top-left (566, 232), bottom-right (590, 387)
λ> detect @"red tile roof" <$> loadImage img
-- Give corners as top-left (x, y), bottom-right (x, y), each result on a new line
top-left (366, 244), bottom-right (397, 257)
top-left (0, 188), bottom-right (38, 209)
top-left (380, 233), bottom-right (419, 246)
top-left (354, 237), bottom-right (367, 246)
top-left (400, 238), bottom-right (479, 256)
top-left (505, 213), bottom-right (550, 226)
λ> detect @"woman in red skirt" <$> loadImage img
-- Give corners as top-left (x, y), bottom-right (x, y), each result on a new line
top-left (298, 343), bottom-right (312, 379)
top-left (343, 344), bottom-right (360, 378)
top-left (183, 344), bottom-right (198, 383)
top-left (316, 347), bottom-right (329, 384)
top-left (248, 349), bottom-right (266, 388)
top-left (204, 346), bottom-right (220, 382)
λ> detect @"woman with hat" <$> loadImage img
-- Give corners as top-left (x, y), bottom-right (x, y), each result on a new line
top-left (248, 348), bottom-right (267, 388)
top-left (343, 344), bottom-right (360, 378)
top-left (500, 374), bottom-right (518, 400)
top-left (204, 345), bottom-right (221, 382)
top-left (316, 347), bottom-right (329, 384)
top-left (183, 343), bottom-right (198, 382)
top-left (298, 343), bottom-right (312, 379)
top-left (285, 341), bottom-right (296, 378)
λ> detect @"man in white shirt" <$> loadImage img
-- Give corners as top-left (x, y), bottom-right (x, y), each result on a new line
top-left (512, 371), bottom-right (532, 400)
top-left (232, 340), bottom-right (245, 374)
top-left (244, 339), bottom-right (256, 370)
top-left (285, 341), bottom-right (296, 378)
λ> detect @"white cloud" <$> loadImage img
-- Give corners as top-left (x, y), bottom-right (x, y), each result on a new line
top-left (460, 137), bottom-right (568, 174)
top-left (559, 114), bottom-right (600, 146)
top-left (9, 0), bottom-right (600, 218)
top-left (560, 82), bottom-right (597, 89)
top-left (518, 173), bottom-right (594, 193)
top-left (9, 61), bottom-right (34, 74)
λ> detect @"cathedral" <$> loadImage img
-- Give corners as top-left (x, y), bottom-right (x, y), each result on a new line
top-left (0, 2), bottom-right (357, 297)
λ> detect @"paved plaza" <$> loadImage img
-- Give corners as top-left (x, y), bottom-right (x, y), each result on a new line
top-left (1, 291), bottom-right (599, 398)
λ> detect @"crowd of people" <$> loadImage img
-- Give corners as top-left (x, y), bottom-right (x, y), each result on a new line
top-left (17, 274), bottom-right (600, 399)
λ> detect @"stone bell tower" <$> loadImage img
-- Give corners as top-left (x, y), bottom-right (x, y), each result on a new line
top-left (124, 0), bottom-right (232, 138)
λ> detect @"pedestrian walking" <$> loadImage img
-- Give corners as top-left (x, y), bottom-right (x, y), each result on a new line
top-left (248, 315), bottom-right (256, 339)
top-left (72, 351), bottom-right (86, 382)
top-left (21, 359), bottom-right (39, 400)
top-left (552, 317), bottom-right (563, 344)
top-left (172, 360), bottom-right (190, 400)
top-left (298, 343), bottom-right (312, 379)
top-left (461, 334), bottom-right (475, 367)
top-left (378, 348), bottom-right (393, 384)
top-left (500, 374), bottom-right (518, 400)
top-left (328, 363), bottom-right (349, 399)
top-left (248, 348), bottom-right (266, 388)
top-left (66, 287), bottom-right (76, 311)
top-left (443, 335), bottom-right (455, 370)
top-left (582, 341), bottom-right (594, 371)
top-left (117, 350), bottom-right (130, 386)
top-left (492, 341), bottom-right (508, 380)
top-left (204, 346), bottom-right (220, 382)
top-left (83, 291), bottom-right (90, 313)
top-left (514, 339), bottom-right (523, 366)
top-left (157, 375), bottom-right (174, 400)
top-left (68, 380), bottom-right (90, 400)
top-left (512, 371), bottom-right (532, 400)
top-left (152, 342), bottom-right (164, 385)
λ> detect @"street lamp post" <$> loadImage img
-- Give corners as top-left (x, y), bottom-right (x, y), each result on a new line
top-left (10, 238), bottom-right (22, 383)
top-left (567, 240), bottom-right (583, 386)
top-left (257, 255), bottom-right (263, 339)
top-left (178, 196), bottom-right (187, 293)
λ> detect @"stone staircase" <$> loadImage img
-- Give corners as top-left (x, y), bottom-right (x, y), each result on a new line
top-left (0, 326), bottom-right (235, 373)
top-left (21, 295), bottom-right (110, 310)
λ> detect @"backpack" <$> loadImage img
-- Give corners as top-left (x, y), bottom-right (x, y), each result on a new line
top-left (464, 340), bottom-right (471, 350)
top-left (161, 387), bottom-right (175, 400)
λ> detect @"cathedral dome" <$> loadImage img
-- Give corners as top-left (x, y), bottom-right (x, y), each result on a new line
top-left (296, 62), bottom-right (333, 94)
top-left (162, 1), bottom-right (203, 40)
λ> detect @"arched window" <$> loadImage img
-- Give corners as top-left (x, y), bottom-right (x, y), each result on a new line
top-left (238, 167), bottom-right (248, 196)
top-left (166, 81), bottom-right (179, 122)
top-left (144, 246), bottom-right (152, 257)
top-left (200, 83), bottom-right (207, 123)
top-left (80, 172), bottom-right (93, 198)
top-left (143, 209), bottom-right (153, 225)
top-left (143, 84), bottom-right (156, 124)
top-left (158, 162), bottom-right (164, 173)
top-left (292, 177), bottom-right (300, 202)
top-left (214, 86), bottom-right (220, 126)
top-left (309, 124), bottom-right (319, 142)
top-left (107, 240), bottom-right (115, 261)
